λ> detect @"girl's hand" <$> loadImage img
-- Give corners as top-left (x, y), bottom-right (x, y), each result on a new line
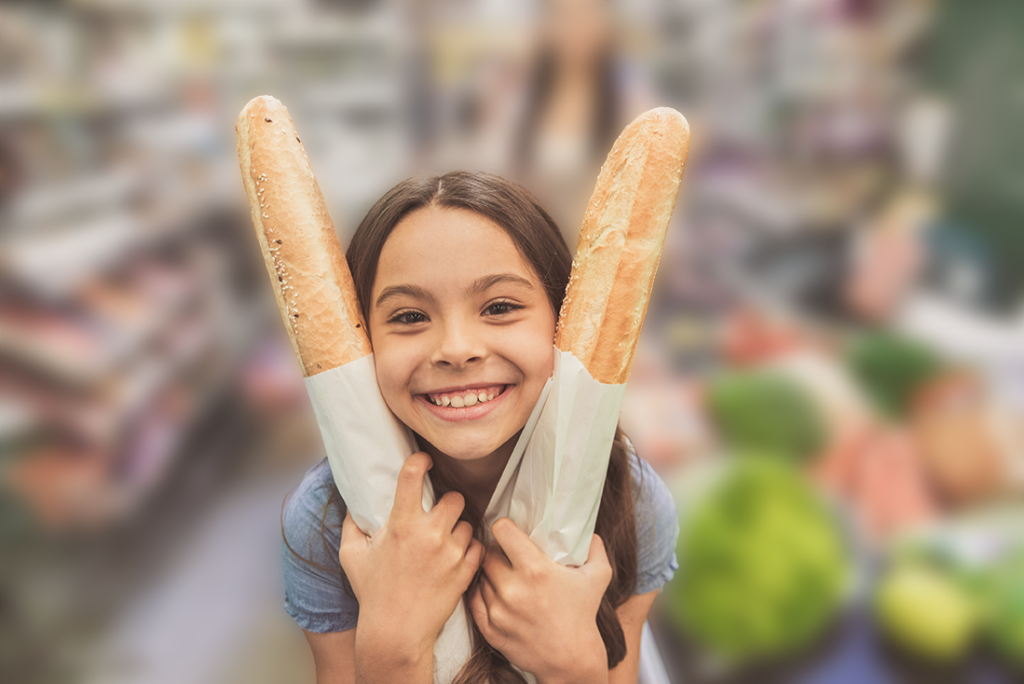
top-left (470, 518), bottom-right (612, 684)
top-left (339, 452), bottom-right (484, 673)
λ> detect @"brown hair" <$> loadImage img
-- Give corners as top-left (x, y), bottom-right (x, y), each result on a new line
top-left (345, 171), bottom-right (639, 680)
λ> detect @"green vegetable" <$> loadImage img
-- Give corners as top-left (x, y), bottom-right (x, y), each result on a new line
top-left (846, 332), bottom-right (943, 417)
top-left (705, 371), bottom-right (825, 462)
top-left (666, 459), bottom-right (849, 661)
top-left (875, 561), bottom-right (978, 661)
top-left (981, 552), bottom-right (1024, 669)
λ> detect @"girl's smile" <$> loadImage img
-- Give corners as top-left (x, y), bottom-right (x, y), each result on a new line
top-left (418, 383), bottom-right (510, 420)
top-left (368, 205), bottom-right (556, 463)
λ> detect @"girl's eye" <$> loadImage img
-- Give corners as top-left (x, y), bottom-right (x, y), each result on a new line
top-left (388, 310), bottom-right (427, 325)
top-left (484, 301), bottom-right (522, 317)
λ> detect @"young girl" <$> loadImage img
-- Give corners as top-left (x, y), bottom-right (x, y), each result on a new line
top-left (282, 171), bottom-right (679, 683)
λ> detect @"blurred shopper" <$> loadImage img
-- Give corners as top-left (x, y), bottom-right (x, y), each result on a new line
top-left (512, 0), bottom-right (652, 247)
top-left (448, 0), bottom-right (652, 249)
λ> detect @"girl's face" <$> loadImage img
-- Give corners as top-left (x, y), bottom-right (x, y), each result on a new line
top-left (369, 205), bottom-right (556, 462)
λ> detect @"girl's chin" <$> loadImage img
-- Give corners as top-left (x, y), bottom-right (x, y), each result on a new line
top-left (424, 437), bottom-right (508, 462)
top-left (414, 428), bottom-right (522, 464)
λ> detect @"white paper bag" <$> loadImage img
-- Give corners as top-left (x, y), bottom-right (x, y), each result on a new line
top-left (305, 347), bottom-right (624, 683)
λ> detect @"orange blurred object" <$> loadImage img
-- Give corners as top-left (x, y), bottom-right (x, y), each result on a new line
top-left (813, 428), bottom-right (937, 542)
top-left (911, 372), bottom-right (1009, 508)
top-left (720, 308), bottom-right (815, 366)
top-left (4, 447), bottom-right (119, 531)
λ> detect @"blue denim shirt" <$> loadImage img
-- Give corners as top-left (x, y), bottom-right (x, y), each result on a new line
top-left (281, 453), bottom-right (679, 633)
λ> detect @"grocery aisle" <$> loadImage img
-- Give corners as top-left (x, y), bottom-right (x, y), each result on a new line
top-left (81, 467), bottom-right (315, 684)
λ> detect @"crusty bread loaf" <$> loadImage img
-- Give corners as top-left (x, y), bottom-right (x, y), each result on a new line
top-left (236, 96), bottom-right (371, 377)
top-left (556, 108), bottom-right (690, 384)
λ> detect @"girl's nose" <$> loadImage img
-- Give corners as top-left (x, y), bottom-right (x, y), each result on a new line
top-left (431, 321), bottom-right (484, 369)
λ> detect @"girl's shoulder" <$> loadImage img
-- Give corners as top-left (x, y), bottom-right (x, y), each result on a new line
top-left (625, 444), bottom-right (680, 594)
top-left (285, 458), bottom-right (344, 519)
top-left (282, 458), bottom-right (346, 572)
top-left (627, 443), bottom-right (677, 522)
top-left (281, 459), bottom-right (358, 633)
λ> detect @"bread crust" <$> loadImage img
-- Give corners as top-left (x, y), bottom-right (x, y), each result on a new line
top-left (236, 96), bottom-right (371, 377)
top-left (556, 108), bottom-right (690, 384)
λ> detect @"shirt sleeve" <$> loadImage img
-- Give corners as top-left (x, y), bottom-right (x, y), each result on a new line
top-left (281, 460), bottom-right (360, 633)
top-left (631, 455), bottom-right (680, 595)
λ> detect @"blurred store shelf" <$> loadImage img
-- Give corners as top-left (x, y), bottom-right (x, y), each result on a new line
top-left (0, 1), bottom-right (415, 680)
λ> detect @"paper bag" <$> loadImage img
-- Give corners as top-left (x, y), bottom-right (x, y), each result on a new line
top-left (305, 347), bottom-right (624, 683)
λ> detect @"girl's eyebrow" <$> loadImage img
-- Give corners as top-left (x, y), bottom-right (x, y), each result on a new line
top-left (468, 273), bottom-right (535, 295)
top-left (374, 274), bottom-right (534, 309)
top-left (375, 284), bottom-right (435, 309)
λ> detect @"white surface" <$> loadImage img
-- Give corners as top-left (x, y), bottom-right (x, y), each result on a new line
top-left (896, 293), bottom-right (1024, 367)
top-left (896, 293), bottom-right (1024, 414)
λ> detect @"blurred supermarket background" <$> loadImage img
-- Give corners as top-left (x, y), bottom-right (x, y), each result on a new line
top-left (2, 0), bottom-right (1024, 682)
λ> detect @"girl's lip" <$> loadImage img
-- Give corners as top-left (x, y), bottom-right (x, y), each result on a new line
top-left (417, 385), bottom-right (513, 423)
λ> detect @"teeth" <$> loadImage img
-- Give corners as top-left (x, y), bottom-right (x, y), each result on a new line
top-left (427, 386), bottom-right (505, 407)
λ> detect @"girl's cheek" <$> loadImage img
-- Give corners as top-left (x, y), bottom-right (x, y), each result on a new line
top-left (373, 339), bottom-right (415, 395)
top-left (517, 318), bottom-right (557, 372)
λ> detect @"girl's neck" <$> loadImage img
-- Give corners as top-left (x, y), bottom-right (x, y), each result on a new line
top-left (418, 432), bottom-right (519, 515)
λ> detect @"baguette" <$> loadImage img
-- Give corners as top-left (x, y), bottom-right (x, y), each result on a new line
top-left (236, 95), bottom-right (371, 377)
top-left (556, 107), bottom-right (690, 384)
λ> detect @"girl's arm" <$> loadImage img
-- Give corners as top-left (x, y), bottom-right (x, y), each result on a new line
top-left (303, 591), bottom-right (662, 684)
top-left (303, 629), bottom-right (355, 684)
top-left (608, 590), bottom-right (659, 684)
top-left (299, 592), bottom-right (659, 684)
top-left (303, 626), bottom-right (434, 684)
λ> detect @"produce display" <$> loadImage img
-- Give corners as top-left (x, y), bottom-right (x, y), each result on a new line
top-left (666, 299), bottom-right (1024, 678)
top-left (867, 519), bottom-right (1024, 674)
top-left (911, 373), bottom-right (1009, 508)
top-left (666, 459), bottom-right (850, 661)
top-left (983, 553), bottom-right (1024, 669)
top-left (845, 332), bottom-right (944, 418)
top-left (875, 561), bottom-right (978, 662)
top-left (704, 370), bottom-right (826, 463)
top-left (812, 429), bottom-right (936, 541)
top-left (765, 350), bottom-right (875, 443)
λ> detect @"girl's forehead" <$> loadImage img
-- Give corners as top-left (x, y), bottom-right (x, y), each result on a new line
top-left (375, 206), bottom-right (538, 286)
top-left (388, 204), bottom-right (504, 243)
